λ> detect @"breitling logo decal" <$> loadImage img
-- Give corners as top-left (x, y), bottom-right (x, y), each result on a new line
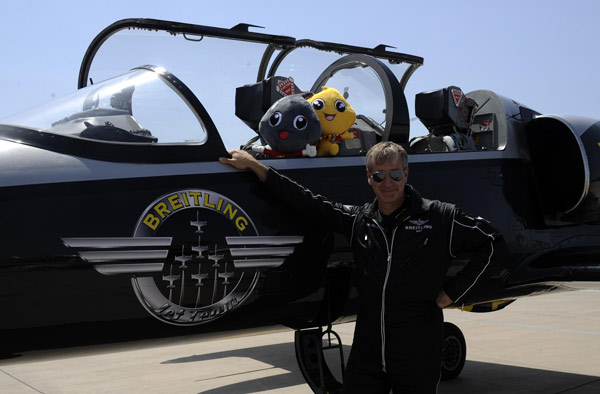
top-left (405, 219), bottom-right (433, 232)
top-left (63, 189), bottom-right (303, 326)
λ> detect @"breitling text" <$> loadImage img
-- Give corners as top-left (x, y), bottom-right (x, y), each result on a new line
top-left (143, 191), bottom-right (249, 232)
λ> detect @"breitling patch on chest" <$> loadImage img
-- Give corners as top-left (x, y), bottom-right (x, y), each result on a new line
top-left (404, 219), bottom-right (433, 232)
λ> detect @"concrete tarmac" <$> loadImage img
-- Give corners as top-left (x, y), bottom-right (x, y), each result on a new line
top-left (1, 289), bottom-right (599, 393)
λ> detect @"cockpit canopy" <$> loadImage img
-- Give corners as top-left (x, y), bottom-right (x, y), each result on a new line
top-left (76, 19), bottom-right (421, 150)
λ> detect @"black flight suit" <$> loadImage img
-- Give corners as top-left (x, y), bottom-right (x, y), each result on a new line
top-left (263, 168), bottom-right (504, 394)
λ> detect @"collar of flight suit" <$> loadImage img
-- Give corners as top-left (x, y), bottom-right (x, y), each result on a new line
top-left (365, 184), bottom-right (428, 226)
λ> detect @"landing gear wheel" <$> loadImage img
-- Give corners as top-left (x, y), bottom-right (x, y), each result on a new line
top-left (441, 322), bottom-right (466, 380)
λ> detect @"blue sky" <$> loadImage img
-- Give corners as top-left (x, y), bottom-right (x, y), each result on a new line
top-left (1, 0), bottom-right (599, 137)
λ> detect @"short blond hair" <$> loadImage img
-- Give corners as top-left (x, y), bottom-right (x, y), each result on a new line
top-left (366, 141), bottom-right (408, 171)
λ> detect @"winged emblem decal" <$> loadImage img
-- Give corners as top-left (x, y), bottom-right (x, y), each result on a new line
top-left (62, 189), bottom-right (303, 326)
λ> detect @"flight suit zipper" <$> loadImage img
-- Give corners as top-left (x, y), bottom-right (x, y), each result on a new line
top-left (379, 224), bottom-right (396, 373)
top-left (372, 216), bottom-right (429, 372)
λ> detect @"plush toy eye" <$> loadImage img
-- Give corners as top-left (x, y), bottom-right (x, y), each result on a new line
top-left (293, 115), bottom-right (307, 130)
top-left (335, 100), bottom-right (347, 112)
top-left (269, 111), bottom-right (282, 127)
top-left (312, 99), bottom-right (325, 111)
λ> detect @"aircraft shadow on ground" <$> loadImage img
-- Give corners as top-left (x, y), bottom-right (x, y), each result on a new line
top-left (164, 344), bottom-right (600, 394)
top-left (164, 342), bottom-right (350, 393)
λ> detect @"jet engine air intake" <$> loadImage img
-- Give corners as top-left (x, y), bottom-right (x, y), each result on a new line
top-left (526, 115), bottom-right (600, 223)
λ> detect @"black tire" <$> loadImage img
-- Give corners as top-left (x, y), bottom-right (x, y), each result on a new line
top-left (441, 322), bottom-right (466, 380)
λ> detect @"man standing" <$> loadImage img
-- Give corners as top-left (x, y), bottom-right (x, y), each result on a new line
top-left (219, 141), bottom-right (504, 393)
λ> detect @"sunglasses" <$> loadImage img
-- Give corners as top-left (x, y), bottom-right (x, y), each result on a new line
top-left (370, 169), bottom-right (406, 183)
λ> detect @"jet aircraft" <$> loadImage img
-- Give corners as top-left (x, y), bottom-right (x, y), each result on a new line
top-left (1, 18), bottom-right (599, 393)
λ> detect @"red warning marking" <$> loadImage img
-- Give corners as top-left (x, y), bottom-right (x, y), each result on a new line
top-left (276, 77), bottom-right (296, 96)
top-left (451, 88), bottom-right (463, 107)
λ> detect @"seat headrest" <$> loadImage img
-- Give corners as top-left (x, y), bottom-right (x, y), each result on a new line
top-left (415, 86), bottom-right (475, 136)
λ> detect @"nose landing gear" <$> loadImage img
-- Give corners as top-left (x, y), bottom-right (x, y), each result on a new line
top-left (295, 326), bottom-right (345, 394)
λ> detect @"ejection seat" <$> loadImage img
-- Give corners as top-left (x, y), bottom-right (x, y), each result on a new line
top-left (410, 86), bottom-right (477, 152)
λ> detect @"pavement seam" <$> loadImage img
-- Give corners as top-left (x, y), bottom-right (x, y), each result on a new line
top-left (0, 368), bottom-right (45, 393)
top-left (194, 366), bottom-right (278, 382)
top-left (554, 377), bottom-right (600, 393)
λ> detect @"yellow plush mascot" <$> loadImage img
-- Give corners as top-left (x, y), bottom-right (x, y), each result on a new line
top-left (307, 87), bottom-right (356, 156)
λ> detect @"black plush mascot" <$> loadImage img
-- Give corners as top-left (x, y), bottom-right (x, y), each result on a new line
top-left (252, 94), bottom-right (321, 157)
